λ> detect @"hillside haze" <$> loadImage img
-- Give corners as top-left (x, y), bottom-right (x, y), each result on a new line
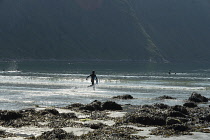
top-left (131, 0), bottom-right (210, 62)
top-left (0, 0), bottom-right (210, 63)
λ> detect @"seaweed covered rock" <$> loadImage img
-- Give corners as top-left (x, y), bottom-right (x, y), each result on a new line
top-left (60, 113), bottom-right (77, 119)
top-left (166, 117), bottom-right (182, 125)
top-left (125, 113), bottom-right (166, 126)
top-left (0, 130), bottom-right (6, 137)
top-left (141, 103), bottom-right (169, 109)
top-left (36, 128), bottom-right (74, 140)
top-left (65, 103), bottom-right (84, 109)
top-left (80, 100), bottom-right (103, 111)
top-left (20, 108), bottom-right (36, 114)
top-left (188, 92), bottom-right (208, 102)
top-left (183, 102), bottom-right (197, 108)
top-left (124, 106), bottom-right (167, 126)
top-left (77, 100), bottom-right (122, 111)
top-left (88, 122), bottom-right (105, 129)
top-left (112, 94), bottom-right (134, 100)
top-left (141, 104), bottom-right (154, 108)
top-left (0, 110), bottom-right (22, 121)
top-left (203, 114), bottom-right (210, 122)
top-left (172, 105), bottom-right (189, 115)
top-left (153, 103), bottom-right (170, 109)
top-left (169, 124), bottom-right (189, 131)
top-left (102, 101), bottom-right (122, 110)
top-left (168, 111), bottom-right (186, 118)
top-left (0, 129), bottom-right (16, 138)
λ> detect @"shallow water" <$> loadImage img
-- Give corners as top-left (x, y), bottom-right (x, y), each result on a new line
top-left (0, 61), bottom-right (210, 110)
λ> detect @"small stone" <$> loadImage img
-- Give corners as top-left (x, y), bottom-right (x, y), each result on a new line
top-left (60, 113), bottom-right (77, 118)
top-left (89, 122), bottom-right (104, 129)
top-left (183, 102), bottom-right (197, 108)
top-left (157, 95), bottom-right (176, 100)
top-left (112, 94), bottom-right (134, 99)
top-left (102, 101), bottom-right (122, 110)
top-left (39, 109), bottom-right (59, 115)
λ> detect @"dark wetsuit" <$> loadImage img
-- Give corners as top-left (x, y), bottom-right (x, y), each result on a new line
top-left (87, 71), bottom-right (98, 85)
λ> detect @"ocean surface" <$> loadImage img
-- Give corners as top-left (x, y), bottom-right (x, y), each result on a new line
top-left (0, 60), bottom-right (210, 110)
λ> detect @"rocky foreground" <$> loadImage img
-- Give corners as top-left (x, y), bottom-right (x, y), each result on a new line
top-left (0, 92), bottom-right (210, 140)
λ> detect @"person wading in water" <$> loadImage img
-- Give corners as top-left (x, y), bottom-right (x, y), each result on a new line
top-left (86, 71), bottom-right (98, 87)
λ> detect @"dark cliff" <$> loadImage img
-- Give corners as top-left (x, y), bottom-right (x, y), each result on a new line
top-left (0, 0), bottom-right (210, 63)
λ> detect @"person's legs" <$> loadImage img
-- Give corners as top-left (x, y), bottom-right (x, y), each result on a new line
top-left (91, 79), bottom-right (94, 85)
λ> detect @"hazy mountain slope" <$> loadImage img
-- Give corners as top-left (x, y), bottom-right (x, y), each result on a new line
top-left (0, 0), bottom-right (210, 63)
top-left (0, 0), bottom-right (164, 62)
top-left (130, 0), bottom-right (210, 62)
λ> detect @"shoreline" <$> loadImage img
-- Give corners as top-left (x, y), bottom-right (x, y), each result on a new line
top-left (2, 58), bottom-right (210, 64)
top-left (0, 94), bottom-right (210, 139)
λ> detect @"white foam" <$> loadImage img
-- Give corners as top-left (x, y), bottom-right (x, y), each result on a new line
top-left (1, 70), bottom-right (210, 110)
top-left (100, 84), bottom-right (206, 91)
